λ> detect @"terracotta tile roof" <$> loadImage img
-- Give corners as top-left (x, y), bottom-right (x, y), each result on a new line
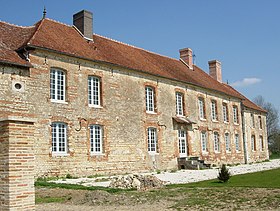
top-left (0, 18), bottom-right (264, 112)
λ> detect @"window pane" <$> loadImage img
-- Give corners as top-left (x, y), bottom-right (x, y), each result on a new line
top-left (51, 122), bottom-right (67, 153)
top-left (88, 76), bottom-right (100, 106)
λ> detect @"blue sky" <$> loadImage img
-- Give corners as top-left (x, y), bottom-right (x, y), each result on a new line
top-left (1, 0), bottom-right (280, 113)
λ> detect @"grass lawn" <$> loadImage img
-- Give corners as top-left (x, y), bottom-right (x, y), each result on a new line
top-left (270, 152), bottom-right (280, 159)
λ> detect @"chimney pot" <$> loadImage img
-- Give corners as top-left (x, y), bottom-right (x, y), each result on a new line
top-left (73, 10), bottom-right (93, 40)
top-left (179, 48), bottom-right (193, 69)
top-left (208, 60), bottom-right (222, 83)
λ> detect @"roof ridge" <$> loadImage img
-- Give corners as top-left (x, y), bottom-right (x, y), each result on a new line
top-left (44, 18), bottom-right (73, 28)
top-left (0, 20), bottom-right (35, 28)
top-left (93, 33), bottom-right (180, 62)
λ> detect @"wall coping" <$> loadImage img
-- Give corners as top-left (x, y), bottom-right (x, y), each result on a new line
top-left (0, 116), bottom-right (37, 123)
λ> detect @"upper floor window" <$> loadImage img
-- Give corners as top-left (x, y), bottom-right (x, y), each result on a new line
top-left (50, 68), bottom-right (65, 102)
top-left (88, 76), bottom-right (101, 106)
top-left (214, 132), bottom-right (220, 152)
top-left (251, 135), bottom-right (256, 151)
top-left (235, 134), bottom-right (240, 152)
top-left (148, 127), bottom-right (158, 153)
top-left (90, 124), bottom-right (103, 154)
top-left (222, 103), bottom-right (229, 123)
top-left (198, 98), bottom-right (206, 119)
top-left (251, 113), bottom-right (255, 128)
top-left (176, 92), bottom-right (184, 116)
top-left (259, 135), bottom-right (264, 151)
top-left (211, 100), bottom-right (218, 121)
top-left (233, 106), bottom-right (239, 124)
top-left (201, 131), bottom-right (208, 152)
top-left (225, 133), bottom-right (231, 152)
top-left (51, 122), bottom-right (67, 155)
top-left (145, 86), bottom-right (155, 113)
top-left (258, 116), bottom-right (263, 129)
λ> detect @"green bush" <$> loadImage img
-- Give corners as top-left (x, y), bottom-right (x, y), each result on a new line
top-left (218, 164), bottom-right (230, 183)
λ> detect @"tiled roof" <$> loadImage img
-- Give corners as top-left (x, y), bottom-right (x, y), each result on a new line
top-left (0, 18), bottom-right (265, 112)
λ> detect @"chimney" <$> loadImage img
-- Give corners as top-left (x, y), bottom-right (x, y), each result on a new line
top-left (73, 10), bottom-right (93, 41)
top-left (179, 48), bottom-right (193, 69)
top-left (208, 60), bottom-right (222, 83)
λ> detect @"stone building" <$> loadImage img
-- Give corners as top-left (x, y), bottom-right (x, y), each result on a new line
top-left (0, 10), bottom-right (268, 178)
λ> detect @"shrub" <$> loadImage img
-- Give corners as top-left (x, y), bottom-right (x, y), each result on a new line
top-left (218, 164), bottom-right (230, 183)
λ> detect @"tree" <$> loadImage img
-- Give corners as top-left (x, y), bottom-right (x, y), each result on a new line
top-left (253, 95), bottom-right (280, 152)
top-left (218, 164), bottom-right (231, 183)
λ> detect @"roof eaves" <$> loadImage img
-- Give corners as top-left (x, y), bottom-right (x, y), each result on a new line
top-left (0, 59), bottom-right (32, 68)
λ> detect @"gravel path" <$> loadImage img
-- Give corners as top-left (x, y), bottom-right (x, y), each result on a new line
top-left (51, 159), bottom-right (280, 186)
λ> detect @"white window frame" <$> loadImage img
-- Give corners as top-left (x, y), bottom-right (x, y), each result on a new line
top-left (51, 122), bottom-right (67, 155)
top-left (145, 86), bottom-right (155, 113)
top-left (251, 135), bottom-right (256, 151)
top-left (148, 127), bottom-right (157, 154)
top-left (223, 103), bottom-right (229, 123)
top-left (225, 133), bottom-right (231, 152)
top-left (235, 134), bottom-right (240, 152)
top-left (211, 100), bottom-right (218, 121)
top-left (198, 98), bottom-right (205, 119)
top-left (50, 68), bottom-right (66, 102)
top-left (260, 136), bottom-right (264, 151)
top-left (176, 92), bottom-right (184, 116)
top-left (233, 106), bottom-right (238, 124)
top-left (251, 113), bottom-right (255, 128)
top-left (178, 130), bottom-right (187, 157)
top-left (88, 76), bottom-right (101, 107)
top-left (201, 131), bottom-right (208, 153)
top-left (214, 132), bottom-right (220, 152)
top-left (90, 125), bottom-right (103, 154)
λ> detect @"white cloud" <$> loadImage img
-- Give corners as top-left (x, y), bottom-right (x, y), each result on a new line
top-left (231, 78), bottom-right (262, 87)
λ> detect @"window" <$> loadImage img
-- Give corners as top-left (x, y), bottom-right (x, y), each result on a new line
top-left (201, 131), bottom-right (208, 152)
top-left (251, 135), bottom-right (256, 151)
top-left (260, 135), bottom-right (264, 151)
top-left (225, 133), bottom-right (231, 152)
top-left (211, 100), bottom-right (218, 121)
top-left (223, 103), bottom-right (229, 122)
top-left (178, 130), bottom-right (187, 157)
top-left (251, 113), bottom-right (255, 128)
top-left (148, 127), bottom-right (157, 153)
top-left (233, 106), bottom-right (239, 124)
top-left (90, 125), bottom-right (103, 154)
top-left (88, 76), bottom-right (101, 106)
top-left (258, 116), bottom-right (262, 129)
top-left (145, 86), bottom-right (155, 113)
top-left (51, 122), bottom-right (67, 154)
top-left (50, 68), bottom-right (65, 101)
top-left (214, 132), bottom-right (220, 152)
top-left (176, 92), bottom-right (184, 116)
top-left (235, 134), bottom-right (240, 152)
top-left (198, 98), bottom-right (206, 119)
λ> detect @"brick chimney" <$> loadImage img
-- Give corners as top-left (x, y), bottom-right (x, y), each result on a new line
top-left (208, 60), bottom-right (222, 83)
top-left (73, 10), bottom-right (93, 41)
top-left (179, 48), bottom-right (193, 69)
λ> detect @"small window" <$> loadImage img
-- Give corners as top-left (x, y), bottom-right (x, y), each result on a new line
top-left (233, 106), bottom-right (239, 124)
top-left (145, 86), bottom-right (155, 113)
top-left (225, 133), bottom-right (231, 152)
top-left (50, 68), bottom-right (66, 102)
top-left (251, 113), bottom-right (255, 128)
top-left (198, 98), bottom-right (206, 119)
top-left (258, 116), bottom-right (262, 129)
top-left (211, 100), bottom-right (218, 121)
top-left (201, 131), bottom-right (208, 152)
top-left (251, 135), bottom-right (256, 151)
top-left (90, 125), bottom-right (103, 154)
top-left (214, 132), bottom-right (220, 152)
top-left (88, 76), bottom-right (101, 106)
top-left (148, 127), bottom-right (158, 153)
top-left (176, 92), bottom-right (184, 116)
top-left (235, 134), bottom-right (240, 152)
top-left (260, 135), bottom-right (264, 151)
top-left (51, 122), bottom-right (67, 155)
top-left (223, 103), bottom-right (229, 123)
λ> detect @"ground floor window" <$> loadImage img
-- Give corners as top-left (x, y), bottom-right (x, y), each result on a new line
top-left (251, 135), bottom-right (256, 151)
top-left (235, 134), bottom-right (240, 152)
top-left (90, 125), bottom-right (103, 154)
top-left (225, 133), bottom-right (231, 152)
top-left (148, 127), bottom-right (157, 153)
top-left (259, 135), bottom-right (264, 151)
top-left (178, 130), bottom-right (187, 157)
top-left (214, 132), bottom-right (220, 152)
top-left (201, 131), bottom-right (207, 152)
top-left (51, 122), bottom-right (67, 155)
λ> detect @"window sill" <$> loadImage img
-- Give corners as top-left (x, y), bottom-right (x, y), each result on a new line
top-left (224, 121), bottom-right (229, 124)
top-left (226, 150), bottom-right (231, 154)
top-left (200, 118), bottom-right (207, 122)
top-left (202, 151), bottom-right (209, 155)
top-left (89, 105), bottom-right (103, 109)
top-left (212, 120), bottom-right (219, 123)
top-left (148, 152), bottom-right (159, 155)
top-left (90, 153), bottom-right (105, 156)
top-left (51, 99), bottom-right (68, 104)
top-left (214, 151), bottom-right (220, 154)
top-left (146, 111), bottom-right (157, 115)
top-left (236, 150), bottom-right (241, 153)
top-left (234, 123), bottom-right (240, 126)
top-left (52, 153), bottom-right (69, 157)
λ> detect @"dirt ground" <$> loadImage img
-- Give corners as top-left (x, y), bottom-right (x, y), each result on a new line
top-left (36, 187), bottom-right (280, 211)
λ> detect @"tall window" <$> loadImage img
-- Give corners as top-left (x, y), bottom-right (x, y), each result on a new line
top-left (251, 135), bottom-right (256, 151)
top-left (88, 76), bottom-right (101, 106)
top-left (145, 86), bottom-right (155, 113)
top-left (90, 125), bottom-right (103, 154)
top-left (225, 133), bottom-right (231, 152)
top-left (235, 134), bottom-right (240, 152)
top-left (258, 116), bottom-right (262, 129)
top-left (259, 135), bottom-right (264, 151)
top-left (214, 132), bottom-right (220, 152)
top-left (211, 100), bottom-right (218, 121)
top-left (148, 127), bottom-right (157, 153)
top-left (176, 92), bottom-right (184, 116)
top-left (251, 113), bottom-right (255, 128)
top-left (201, 131), bottom-right (208, 152)
top-left (198, 98), bottom-right (206, 119)
top-left (223, 103), bottom-right (229, 122)
top-left (178, 130), bottom-right (187, 157)
top-left (233, 106), bottom-right (239, 124)
top-left (50, 68), bottom-right (65, 101)
top-left (51, 122), bottom-right (67, 154)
